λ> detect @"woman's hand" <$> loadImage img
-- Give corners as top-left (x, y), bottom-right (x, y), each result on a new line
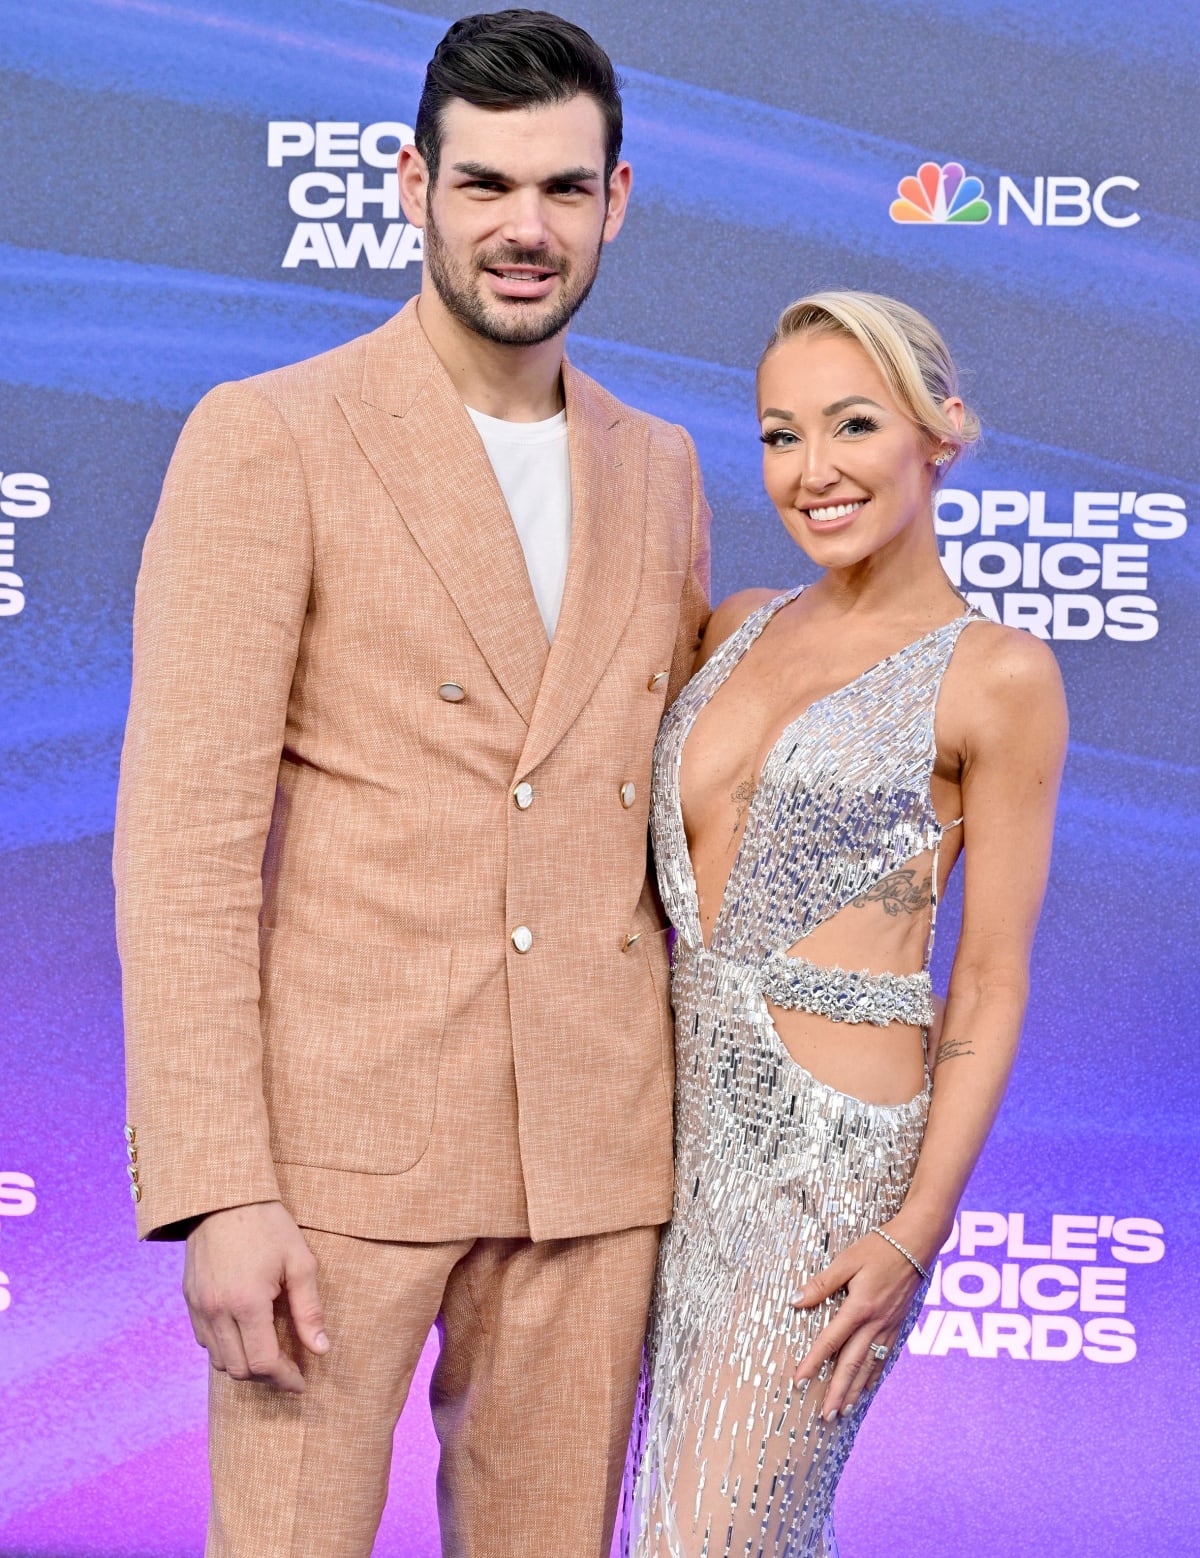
top-left (791, 1228), bottom-right (926, 1419)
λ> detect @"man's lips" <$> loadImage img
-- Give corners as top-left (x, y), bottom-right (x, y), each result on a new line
top-left (482, 265), bottom-right (560, 300)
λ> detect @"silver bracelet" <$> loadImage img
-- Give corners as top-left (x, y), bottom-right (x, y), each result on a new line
top-left (872, 1227), bottom-right (931, 1281)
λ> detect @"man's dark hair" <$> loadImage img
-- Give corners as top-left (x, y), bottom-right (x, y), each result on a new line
top-left (415, 10), bottom-right (623, 185)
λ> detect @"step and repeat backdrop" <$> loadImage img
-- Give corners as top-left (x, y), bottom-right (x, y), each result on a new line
top-left (1, 1), bottom-right (1196, 1554)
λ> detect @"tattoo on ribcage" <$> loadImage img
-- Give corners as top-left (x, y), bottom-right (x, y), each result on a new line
top-left (729, 777), bottom-right (758, 842)
top-left (934, 1037), bottom-right (976, 1067)
top-left (852, 868), bottom-right (933, 916)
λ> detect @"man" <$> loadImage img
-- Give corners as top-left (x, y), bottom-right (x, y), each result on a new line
top-left (114, 10), bottom-right (710, 1555)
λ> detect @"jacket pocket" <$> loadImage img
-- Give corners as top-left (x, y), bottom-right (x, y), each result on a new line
top-left (259, 926), bottom-right (451, 1174)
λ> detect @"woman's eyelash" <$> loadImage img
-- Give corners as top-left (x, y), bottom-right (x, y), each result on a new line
top-left (758, 416), bottom-right (880, 447)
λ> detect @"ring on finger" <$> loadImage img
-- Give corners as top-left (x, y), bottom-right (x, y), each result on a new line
top-left (868, 1341), bottom-right (890, 1363)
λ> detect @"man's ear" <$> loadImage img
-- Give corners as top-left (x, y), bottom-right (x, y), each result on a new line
top-left (602, 160), bottom-right (633, 243)
top-left (399, 143), bottom-right (431, 228)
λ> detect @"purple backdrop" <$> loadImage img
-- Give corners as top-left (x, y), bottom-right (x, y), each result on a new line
top-left (2, 1), bottom-right (1197, 1553)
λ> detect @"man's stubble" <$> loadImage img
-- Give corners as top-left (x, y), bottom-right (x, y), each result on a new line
top-left (422, 200), bottom-right (606, 348)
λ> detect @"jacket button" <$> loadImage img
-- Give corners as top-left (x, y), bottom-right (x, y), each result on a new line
top-left (437, 681), bottom-right (466, 702)
top-left (648, 671), bottom-right (668, 691)
top-left (513, 782), bottom-right (534, 810)
top-left (620, 781), bottom-right (636, 808)
top-left (130, 1182), bottom-right (142, 1203)
top-left (123, 1124), bottom-right (137, 1144)
top-left (511, 925), bottom-right (534, 953)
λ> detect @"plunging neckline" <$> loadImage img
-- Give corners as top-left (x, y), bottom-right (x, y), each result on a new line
top-left (674, 588), bottom-right (972, 953)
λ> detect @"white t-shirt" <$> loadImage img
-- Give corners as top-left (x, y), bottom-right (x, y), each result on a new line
top-left (466, 405), bottom-right (572, 641)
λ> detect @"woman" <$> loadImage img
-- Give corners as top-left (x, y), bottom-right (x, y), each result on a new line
top-left (623, 292), bottom-right (1067, 1556)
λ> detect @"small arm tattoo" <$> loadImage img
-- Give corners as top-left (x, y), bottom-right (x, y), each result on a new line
top-left (853, 868), bottom-right (932, 916)
top-left (933, 1037), bottom-right (976, 1067)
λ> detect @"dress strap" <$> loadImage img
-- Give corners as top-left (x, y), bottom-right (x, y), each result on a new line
top-left (920, 608), bottom-right (978, 971)
top-left (924, 816), bottom-right (964, 971)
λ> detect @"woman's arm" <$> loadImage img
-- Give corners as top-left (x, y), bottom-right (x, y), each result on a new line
top-left (793, 625), bottom-right (1068, 1418)
top-left (889, 628), bottom-right (1067, 1258)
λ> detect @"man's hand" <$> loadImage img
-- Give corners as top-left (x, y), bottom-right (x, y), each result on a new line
top-left (183, 1200), bottom-right (329, 1394)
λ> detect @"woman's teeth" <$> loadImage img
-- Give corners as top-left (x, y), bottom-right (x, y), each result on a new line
top-left (807, 501), bottom-right (865, 523)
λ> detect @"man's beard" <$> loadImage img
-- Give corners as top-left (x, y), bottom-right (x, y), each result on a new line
top-left (422, 204), bottom-right (604, 347)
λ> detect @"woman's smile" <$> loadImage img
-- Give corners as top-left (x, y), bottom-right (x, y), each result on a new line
top-left (798, 497), bottom-right (869, 531)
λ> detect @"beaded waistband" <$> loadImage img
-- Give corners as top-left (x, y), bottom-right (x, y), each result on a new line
top-left (679, 943), bottom-right (934, 1030)
top-left (760, 952), bottom-right (934, 1028)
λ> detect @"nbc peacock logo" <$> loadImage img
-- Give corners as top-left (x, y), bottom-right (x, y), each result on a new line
top-left (890, 161), bottom-right (991, 224)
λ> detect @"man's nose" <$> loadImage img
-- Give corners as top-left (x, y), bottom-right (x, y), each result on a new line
top-left (499, 190), bottom-right (552, 250)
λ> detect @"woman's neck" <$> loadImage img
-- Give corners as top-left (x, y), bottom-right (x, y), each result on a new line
top-left (808, 516), bottom-right (961, 625)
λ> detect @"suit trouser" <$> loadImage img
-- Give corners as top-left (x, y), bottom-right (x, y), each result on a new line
top-left (205, 1222), bottom-right (661, 1558)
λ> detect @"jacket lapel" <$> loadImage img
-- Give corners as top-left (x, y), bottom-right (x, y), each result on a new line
top-left (337, 302), bottom-right (548, 725)
top-left (518, 361), bottom-right (648, 777)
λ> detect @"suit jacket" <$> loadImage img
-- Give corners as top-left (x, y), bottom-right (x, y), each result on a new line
top-left (114, 300), bottom-right (711, 1243)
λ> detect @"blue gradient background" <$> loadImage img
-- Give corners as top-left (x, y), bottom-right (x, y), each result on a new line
top-left (0, 1), bottom-right (1196, 1552)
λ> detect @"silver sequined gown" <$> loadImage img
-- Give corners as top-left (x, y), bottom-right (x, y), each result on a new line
top-left (622, 589), bottom-right (980, 1558)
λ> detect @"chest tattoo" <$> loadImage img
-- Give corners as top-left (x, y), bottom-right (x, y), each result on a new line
top-left (728, 776), bottom-right (758, 843)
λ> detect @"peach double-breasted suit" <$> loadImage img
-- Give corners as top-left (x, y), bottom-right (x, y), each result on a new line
top-left (114, 300), bottom-right (711, 1556)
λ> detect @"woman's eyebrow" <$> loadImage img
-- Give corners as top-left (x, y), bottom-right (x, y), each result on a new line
top-left (822, 395), bottom-right (884, 416)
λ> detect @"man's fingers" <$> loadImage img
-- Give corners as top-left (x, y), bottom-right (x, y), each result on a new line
top-left (186, 1302), bottom-right (212, 1351)
top-left (284, 1243), bottom-right (329, 1358)
top-left (236, 1305), bottom-right (306, 1395)
top-left (179, 1204), bottom-right (324, 1393)
top-left (208, 1311), bottom-right (251, 1380)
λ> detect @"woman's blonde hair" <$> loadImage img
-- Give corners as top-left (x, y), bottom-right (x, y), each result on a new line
top-left (761, 290), bottom-right (980, 472)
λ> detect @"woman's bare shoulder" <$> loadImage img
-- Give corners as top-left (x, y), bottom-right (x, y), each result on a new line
top-left (694, 588), bottom-right (783, 671)
top-left (956, 618), bottom-right (1064, 693)
top-left (951, 619), bottom-right (1068, 756)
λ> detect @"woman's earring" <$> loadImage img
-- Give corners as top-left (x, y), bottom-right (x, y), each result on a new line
top-left (933, 451), bottom-right (950, 466)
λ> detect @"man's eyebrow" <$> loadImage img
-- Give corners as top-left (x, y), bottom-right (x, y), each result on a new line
top-left (822, 395), bottom-right (884, 416)
top-left (547, 166), bottom-right (602, 184)
top-left (760, 407), bottom-right (793, 421)
top-left (451, 161), bottom-right (509, 181)
top-left (449, 161), bottom-right (601, 185)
